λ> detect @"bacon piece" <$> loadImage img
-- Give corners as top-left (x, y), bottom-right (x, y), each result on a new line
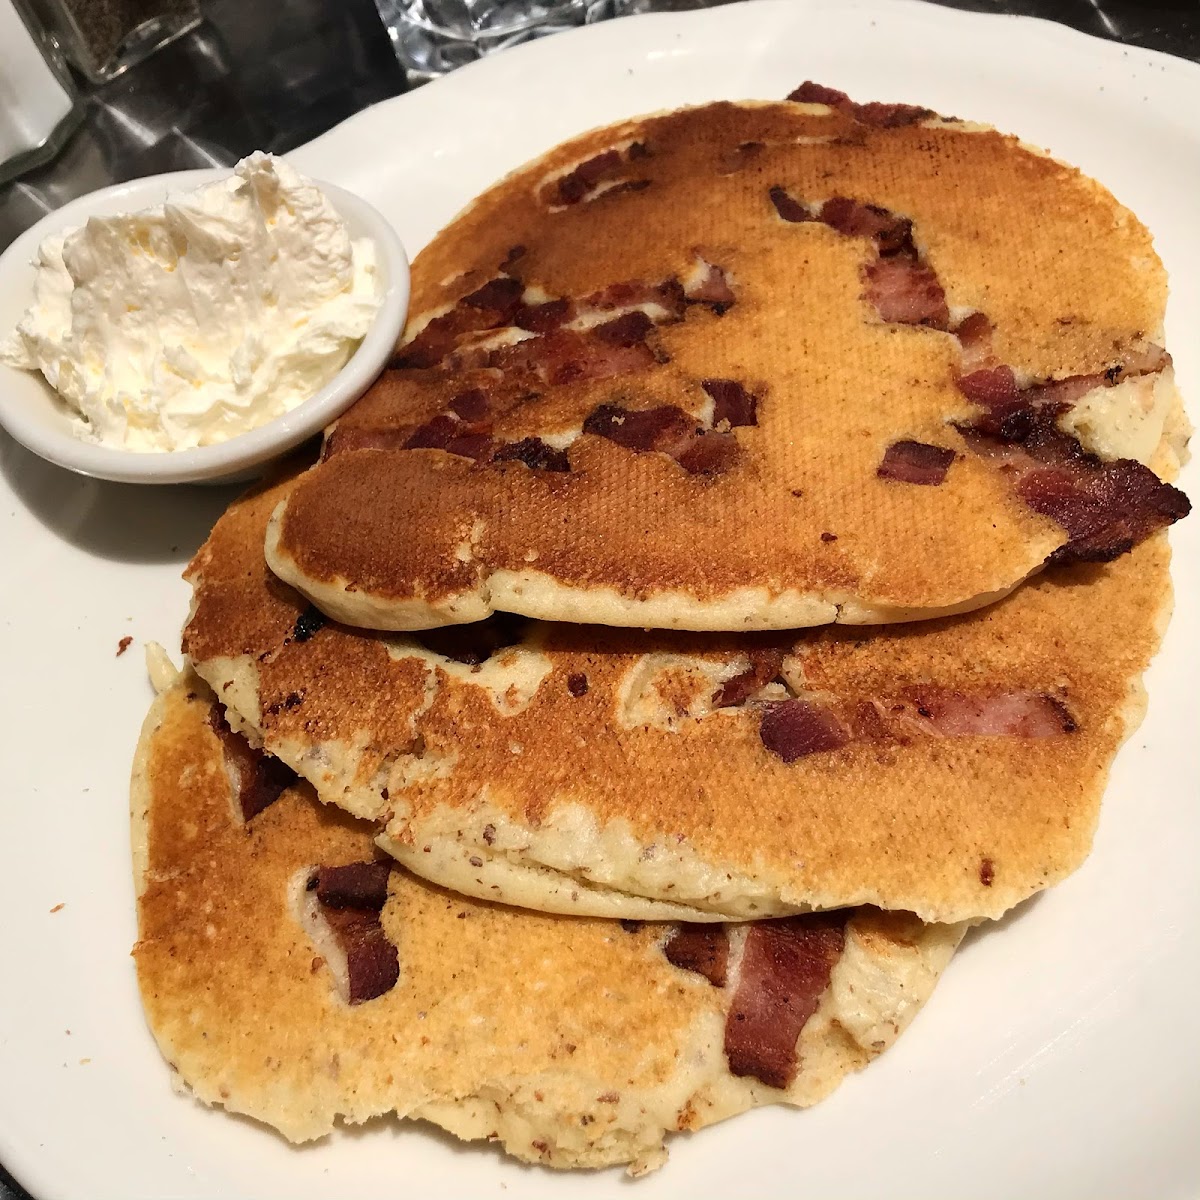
top-left (491, 326), bottom-right (659, 387)
top-left (414, 612), bottom-right (528, 665)
top-left (663, 925), bottom-right (729, 987)
top-left (703, 379), bottom-right (758, 428)
top-left (207, 708), bottom-right (296, 821)
top-left (786, 81), bottom-right (931, 127)
top-left (1023, 457), bottom-right (1191, 564)
top-left (448, 388), bottom-right (490, 421)
top-left (514, 298), bottom-right (572, 333)
top-left (685, 262), bottom-right (736, 313)
top-left (712, 649), bottom-right (786, 709)
top-left (584, 278), bottom-right (687, 320)
top-left (492, 437), bottom-right (571, 472)
top-left (403, 414), bottom-right (496, 461)
top-left (461, 276), bottom-right (524, 318)
top-left (1119, 343), bottom-right (1171, 377)
top-left (674, 431), bottom-right (740, 476)
top-left (312, 862), bottom-right (393, 908)
top-left (593, 310), bottom-right (655, 347)
top-left (786, 81), bottom-right (852, 107)
top-left (555, 149), bottom-right (623, 204)
top-left (724, 914), bottom-right (846, 1089)
top-left (904, 688), bottom-right (1076, 737)
top-left (877, 440), bottom-right (955, 486)
top-left (863, 257), bottom-right (949, 328)
top-left (769, 186), bottom-right (812, 223)
top-left (854, 100), bottom-right (933, 128)
top-left (759, 700), bottom-right (850, 763)
top-left (583, 403), bottom-right (696, 453)
top-left (819, 197), bottom-right (913, 255)
top-left (307, 862), bottom-right (398, 1005)
top-left (953, 312), bottom-right (994, 371)
top-left (959, 405), bottom-right (1190, 561)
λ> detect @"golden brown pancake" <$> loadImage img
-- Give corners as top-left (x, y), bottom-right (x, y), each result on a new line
top-left (184, 470), bottom-right (1173, 925)
top-left (132, 668), bottom-right (963, 1173)
top-left (264, 95), bottom-right (1187, 633)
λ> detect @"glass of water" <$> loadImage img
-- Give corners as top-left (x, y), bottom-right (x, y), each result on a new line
top-left (374, 0), bottom-right (616, 82)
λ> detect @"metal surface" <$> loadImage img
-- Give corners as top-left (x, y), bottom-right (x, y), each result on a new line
top-left (0, 0), bottom-right (1196, 1196)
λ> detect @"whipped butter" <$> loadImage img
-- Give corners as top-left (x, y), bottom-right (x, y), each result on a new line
top-left (0, 153), bottom-right (381, 452)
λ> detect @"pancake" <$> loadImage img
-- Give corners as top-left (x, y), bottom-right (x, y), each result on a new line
top-left (264, 89), bottom-right (1188, 633)
top-left (132, 666), bottom-right (964, 1173)
top-left (184, 468), bottom-right (1174, 925)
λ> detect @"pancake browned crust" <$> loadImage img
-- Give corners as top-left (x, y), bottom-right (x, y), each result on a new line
top-left (264, 96), bottom-right (1186, 633)
top-left (184, 471), bottom-right (1173, 925)
top-left (132, 669), bottom-right (963, 1173)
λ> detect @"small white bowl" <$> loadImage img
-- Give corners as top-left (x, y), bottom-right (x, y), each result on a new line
top-left (0, 168), bottom-right (409, 484)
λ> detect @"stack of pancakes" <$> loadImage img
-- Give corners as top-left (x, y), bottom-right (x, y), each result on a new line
top-left (132, 85), bottom-right (1191, 1174)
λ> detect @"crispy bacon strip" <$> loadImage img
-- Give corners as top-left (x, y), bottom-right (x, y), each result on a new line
top-left (703, 378), bottom-right (758, 428)
top-left (207, 708), bottom-right (296, 821)
top-left (724, 914), bottom-right (846, 1089)
top-left (492, 437), bottom-right (571, 472)
top-left (307, 861), bottom-right (399, 1004)
top-left (786, 81), bottom-right (932, 128)
top-left (663, 925), bottom-right (730, 987)
top-left (759, 700), bottom-right (850, 762)
top-left (957, 400), bottom-right (1190, 563)
top-left (755, 688), bottom-right (1078, 763)
top-left (712, 649), bottom-right (786, 709)
top-left (877, 440), bottom-right (956, 485)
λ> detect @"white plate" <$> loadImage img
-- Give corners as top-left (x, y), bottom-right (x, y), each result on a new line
top-left (1, 2), bottom-right (1197, 1197)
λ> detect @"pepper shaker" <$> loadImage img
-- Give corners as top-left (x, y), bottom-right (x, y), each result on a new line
top-left (21, 0), bottom-right (202, 84)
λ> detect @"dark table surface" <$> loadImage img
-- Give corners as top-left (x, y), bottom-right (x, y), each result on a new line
top-left (1, 0), bottom-right (1197, 1195)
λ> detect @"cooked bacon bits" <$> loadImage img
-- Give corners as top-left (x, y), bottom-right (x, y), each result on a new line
top-left (663, 924), bottom-right (730, 987)
top-left (786, 81), bottom-right (932, 128)
top-left (752, 686), bottom-right (1078, 762)
top-left (906, 688), bottom-right (1076, 737)
top-left (769, 186), bottom-right (812, 223)
top-left (863, 257), bottom-right (949, 328)
top-left (877, 440), bottom-right (955, 486)
top-left (414, 612), bottom-right (528, 665)
top-left (322, 426), bottom-right (411, 460)
top-left (702, 378), bottom-right (758, 428)
top-left (550, 144), bottom-right (651, 206)
top-left (956, 391), bottom-right (1190, 562)
top-left (493, 437), bottom-right (571, 473)
top-left (724, 913), bottom-right (846, 1089)
top-left (770, 188), bottom-right (949, 329)
top-left (685, 262), bottom-right (736, 314)
top-left (312, 862), bottom-right (393, 909)
top-left (206, 707), bottom-right (296, 821)
top-left (307, 861), bottom-right (399, 1004)
top-left (819, 197), bottom-right (912, 254)
top-left (583, 403), bottom-right (695, 452)
top-left (554, 148), bottom-right (623, 204)
top-left (448, 388), bottom-right (490, 421)
top-left (759, 700), bottom-right (850, 763)
top-left (712, 649), bottom-right (786, 709)
top-left (566, 672), bottom-right (589, 697)
top-left (514, 297), bottom-right (572, 333)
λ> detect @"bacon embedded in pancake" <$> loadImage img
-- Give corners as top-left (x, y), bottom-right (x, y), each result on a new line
top-left (725, 915), bottom-right (847, 1089)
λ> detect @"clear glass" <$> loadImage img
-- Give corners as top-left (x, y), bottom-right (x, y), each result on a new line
top-left (374, 0), bottom-right (614, 83)
top-left (23, 0), bottom-right (201, 84)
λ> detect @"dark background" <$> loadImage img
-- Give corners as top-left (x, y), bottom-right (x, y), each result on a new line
top-left (1, 0), bottom-right (1197, 1195)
